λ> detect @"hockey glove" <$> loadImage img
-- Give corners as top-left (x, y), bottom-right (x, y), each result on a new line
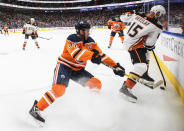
top-left (144, 45), bottom-right (155, 51)
top-left (91, 49), bottom-right (101, 65)
top-left (22, 30), bottom-right (25, 34)
top-left (113, 63), bottom-right (125, 77)
top-left (108, 26), bottom-right (111, 30)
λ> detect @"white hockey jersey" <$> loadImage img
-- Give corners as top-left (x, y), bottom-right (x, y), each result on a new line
top-left (123, 13), bottom-right (163, 51)
top-left (23, 23), bottom-right (38, 35)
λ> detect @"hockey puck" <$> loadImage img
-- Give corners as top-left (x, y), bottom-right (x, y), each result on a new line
top-left (160, 86), bottom-right (165, 90)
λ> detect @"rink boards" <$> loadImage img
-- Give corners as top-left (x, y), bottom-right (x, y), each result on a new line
top-left (155, 32), bottom-right (184, 103)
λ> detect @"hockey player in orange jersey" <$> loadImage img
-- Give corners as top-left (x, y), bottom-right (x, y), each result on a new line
top-left (107, 16), bottom-right (125, 48)
top-left (29, 21), bottom-right (125, 123)
top-left (4, 25), bottom-right (9, 36)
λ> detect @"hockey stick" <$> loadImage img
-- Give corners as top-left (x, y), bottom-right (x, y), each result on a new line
top-left (38, 36), bottom-right (52, 40)
top-left (152, 50), bottom-right (166, 89)
top-left (102, 62), bottom-right (163, 89)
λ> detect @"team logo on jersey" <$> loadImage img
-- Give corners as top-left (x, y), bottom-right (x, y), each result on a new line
top-left (69, 43), bottom-right (77, 49)
top-left (114, 24), bottom-right (120, 28)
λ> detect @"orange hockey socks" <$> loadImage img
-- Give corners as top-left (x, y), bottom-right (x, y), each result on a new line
top-left (36, 84), bottom-right (66, 111)
top-left (23, 42), bottom-right (26, 48)
top-left (125, 72), bottom-right (140, 89)
top-left (109, 36), bottom-right (114, 46)
top-left (120, 36), bottom-right (124, 43)
top-left (125, 78), bottom-right (136, 89)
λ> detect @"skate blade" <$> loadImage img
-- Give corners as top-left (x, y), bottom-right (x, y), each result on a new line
top-left (127, 96), bottom-right (137, 103)
top-left (153, 80), bottom-right (163, 89)
top-left (28, 113), bottom-right (44, 128)
top-left (119, 92), bottom-right (137, 103)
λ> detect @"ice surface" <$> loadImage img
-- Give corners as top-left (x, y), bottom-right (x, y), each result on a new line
top-left (0, 29), bottom-right (184, 131)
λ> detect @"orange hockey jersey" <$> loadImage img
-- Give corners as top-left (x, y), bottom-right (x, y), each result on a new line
top-left (4, 26), bottom-right (8, 31)
top-left (58, 34), bottom-right (117, 71)
top-left (107, 19), bottom-right (125, 32)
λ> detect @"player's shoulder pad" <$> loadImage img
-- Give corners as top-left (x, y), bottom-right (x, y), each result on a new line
top-left (137, 13), bottom-right (162, 30)
top-left (67, 34), bottom-right (81, 42)
top-left (87, 36), bottom-right (95, 43)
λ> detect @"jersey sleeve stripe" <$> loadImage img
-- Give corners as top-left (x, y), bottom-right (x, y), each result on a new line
top-left (59, 56), bottom-right (85, 67)
top-left (71, 48), bottom-right (80, 57)
top-left (76, 49), bottom-right (86, 61)
top-left (73, 49), bottom-right (82, 58)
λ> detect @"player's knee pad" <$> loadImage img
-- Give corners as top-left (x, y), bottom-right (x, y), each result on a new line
top-left (132, 63), bottom-right (147, 76)
top-left (85, 77), bottom-right (102, 90)
top-left (52, 84), bottom-right (66, 98)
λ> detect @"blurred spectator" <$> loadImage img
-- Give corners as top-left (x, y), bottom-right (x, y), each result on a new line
top-left (0, 3), bottom-right (183, 33)
top-left (0, 9), bottom-right (123, 29)
top-left (162, 21), bottom-right (168, 32)
top-left (181, 21), bottom-right (184, 34)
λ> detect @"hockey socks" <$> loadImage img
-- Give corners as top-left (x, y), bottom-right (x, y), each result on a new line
top-left (36, 84), bottom-right (66, 111)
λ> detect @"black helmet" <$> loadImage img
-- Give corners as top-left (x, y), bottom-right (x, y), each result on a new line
top-left (75, 21), bottom-right (90, 34)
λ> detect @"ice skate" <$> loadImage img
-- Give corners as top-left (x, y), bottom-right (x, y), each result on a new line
top-left (29, 100), bottom-right (45, 125)
top-left (140, 71), bottom-right (154, 87)
top-left (119, 84), bottom-right (137, 103)
top-left (108, 45), bottom-right (111, 48)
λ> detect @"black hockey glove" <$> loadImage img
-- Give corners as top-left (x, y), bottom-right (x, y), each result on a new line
top-left (144, 45), bottom-right (155, 51)
top-left (91, 49), bottom-right (101, 65)
top-left (108, 26), bottom-right (111, 30)
top-left (22, 30), bottom-right (25, 34)
top-left (113, 63), bottom-right (125, 77)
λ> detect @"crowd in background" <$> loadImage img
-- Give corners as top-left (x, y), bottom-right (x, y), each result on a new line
top-left (0, 5), bottom-right (183, 33)
top-left (0, 8), bottom-right (123, 29)
top-left (169, 5), bottom-right (184, 26)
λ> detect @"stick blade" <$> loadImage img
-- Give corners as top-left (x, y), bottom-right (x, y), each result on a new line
top-left (153, 80), bottom-right (164, 89)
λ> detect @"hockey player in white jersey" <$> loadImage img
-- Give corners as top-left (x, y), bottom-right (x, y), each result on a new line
top-left (22, 18), bottom-right (40, 50)
top-left (119, 5), bottom-right (166, 102)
